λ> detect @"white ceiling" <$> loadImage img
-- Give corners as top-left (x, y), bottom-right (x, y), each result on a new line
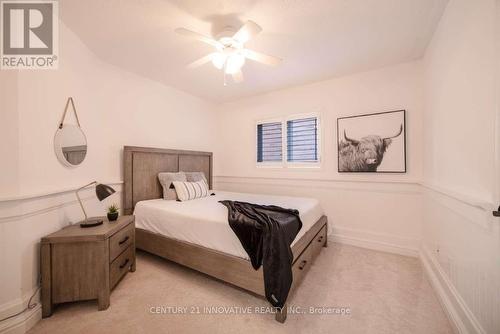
top-left (61, 0), bottom-right (448, 102)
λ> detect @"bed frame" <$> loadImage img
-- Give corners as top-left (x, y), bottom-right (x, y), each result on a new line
top-left (123, 146), bottom-right (328, 322)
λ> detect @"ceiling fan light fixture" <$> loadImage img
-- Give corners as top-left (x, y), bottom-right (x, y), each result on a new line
top-left (176, 20), bottom-right (281, 84)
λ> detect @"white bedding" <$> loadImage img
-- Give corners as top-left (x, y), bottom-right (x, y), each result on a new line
top-left (134, 191), bottom-right (324, 260)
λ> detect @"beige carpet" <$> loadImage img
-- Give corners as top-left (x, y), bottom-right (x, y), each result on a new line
top-left (29, 243), bottom-right (452, 334)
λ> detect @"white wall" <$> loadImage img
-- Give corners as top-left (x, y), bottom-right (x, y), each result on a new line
top-left (0, 70), bottom-right (19, 197)
top-left (0, 21), bottom-right (217, 333)
top-left (15, 26), bottom-right (216, 196)
top-left (421, 0), bottom-right (500, 333)
top-left (215, 61), bottom-right (424, 257)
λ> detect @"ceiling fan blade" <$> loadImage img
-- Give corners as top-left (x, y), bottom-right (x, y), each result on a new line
top-left (232, 69), bottom-right (244, 83)
top-left (175, 28), bottom-right (221, 48)
top-left (244, 49), bottom-right (282, 66)
top-left (233, 20), bottom-right (262, 44)
top-left (187, 53), bottom-right (214, 69)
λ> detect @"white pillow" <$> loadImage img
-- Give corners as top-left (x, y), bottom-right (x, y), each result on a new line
top-left (172, 180), bottom-right (209, 202)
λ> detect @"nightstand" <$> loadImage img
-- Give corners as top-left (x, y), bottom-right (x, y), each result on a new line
top-left (41, 215), bottom-right (135, 317)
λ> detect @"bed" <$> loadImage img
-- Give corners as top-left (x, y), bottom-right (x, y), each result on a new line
top-left (123, 146), bottom-right (328, 322)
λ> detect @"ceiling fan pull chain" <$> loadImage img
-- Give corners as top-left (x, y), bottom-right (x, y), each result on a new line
top-left (223, 63), bottom-right (228, 86)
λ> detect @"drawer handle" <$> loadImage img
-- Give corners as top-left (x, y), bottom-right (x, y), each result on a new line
top-left (298, 260), bottom-right (307, 270)
top-left (118, 236), bottom-right (129, 245)
top-left (317, 236), bottom-right (323, 242)
top-left (119, 259), bottom-right (130, 269)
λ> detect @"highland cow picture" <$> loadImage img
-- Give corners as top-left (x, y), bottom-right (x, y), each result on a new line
top-left (337, 110), bottom-right (406, 173)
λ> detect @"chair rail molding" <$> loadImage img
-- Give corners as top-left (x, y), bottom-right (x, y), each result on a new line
top-left (0, 181), bottom-right (123, 203)
top-left (420, 182), bottom-right (493, 212)
top-left (214, 175), bottom-right (422, 194)
top-left (0, 182), bottom-right (123, 223)
top-left (216, 176), bottom-right (495, 217)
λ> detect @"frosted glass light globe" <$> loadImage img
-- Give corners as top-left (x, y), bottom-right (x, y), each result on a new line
top-left (211, 53), bottom-right (226, 70)
top-left (225, 53), bottom-right (245, 74)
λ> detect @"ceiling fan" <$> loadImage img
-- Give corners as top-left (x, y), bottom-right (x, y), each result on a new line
top-left (175, 20), bottom-right (282, 84)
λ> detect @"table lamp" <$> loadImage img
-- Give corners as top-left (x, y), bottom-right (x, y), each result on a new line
top-left (76, 181), bottom-right (116, 227)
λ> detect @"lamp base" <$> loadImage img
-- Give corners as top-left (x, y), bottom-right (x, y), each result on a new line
top-left (79, 217), bottom-right (104, 228)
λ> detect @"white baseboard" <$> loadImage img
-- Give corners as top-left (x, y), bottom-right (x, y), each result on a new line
top-left (0, 289), bottom-right (41, 334)
top-left (419, 246), bottom-right (485, 334)
top-left (0, 305), bottom-right (41, 334)
top-left (331, 226), bottom-right (420, 258)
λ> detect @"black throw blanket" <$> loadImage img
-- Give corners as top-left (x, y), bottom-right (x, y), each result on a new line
top-left (219, 200), bottom-right (302, 308)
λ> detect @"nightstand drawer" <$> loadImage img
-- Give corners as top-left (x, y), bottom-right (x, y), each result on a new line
top-left (109, 223), bottom-right (134, 261)
top-left (110, 245), bottom-right (134, 289)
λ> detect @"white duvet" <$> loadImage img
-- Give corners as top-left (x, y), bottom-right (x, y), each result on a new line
top-left (134, 191), bottom-right (324, 260)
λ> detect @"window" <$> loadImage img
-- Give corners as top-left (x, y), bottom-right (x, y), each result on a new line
top-left (287, 117), bottom-right (318, 162)
top-left (256, 115), bottom-right (320, 167)
top-left (257, 121), bottom-right (283, 163)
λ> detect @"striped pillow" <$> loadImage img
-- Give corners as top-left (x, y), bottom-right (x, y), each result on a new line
top-left (172, 180), bottom-right (209, 202)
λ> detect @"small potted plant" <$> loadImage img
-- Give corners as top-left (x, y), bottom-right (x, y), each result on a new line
top-left (107, 204), bottom-right (119, 222)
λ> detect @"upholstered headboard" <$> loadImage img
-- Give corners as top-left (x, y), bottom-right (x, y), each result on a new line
top-left (123, 146), bottom-right (213, 215)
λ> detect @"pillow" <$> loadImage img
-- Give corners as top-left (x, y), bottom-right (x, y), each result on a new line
top-left (172, 180), bottom-right (209, 202)
top-left (184, 172), bottom-right (209, 188)
top-left (158, 172), bottom-right (187, 200)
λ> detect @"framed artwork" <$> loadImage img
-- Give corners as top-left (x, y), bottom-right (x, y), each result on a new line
top-left (337, 110), bottom-right (406, 173)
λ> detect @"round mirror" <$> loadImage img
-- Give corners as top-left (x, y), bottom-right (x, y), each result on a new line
top-left (54, 125), bottom-right (87, 167)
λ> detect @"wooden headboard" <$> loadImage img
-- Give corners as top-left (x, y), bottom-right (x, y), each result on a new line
top-left (123, 146), bottom-right (213, 215)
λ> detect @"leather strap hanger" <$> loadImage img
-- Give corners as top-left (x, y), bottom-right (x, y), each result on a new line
top-left (59, 97), bottom-right (81, 129)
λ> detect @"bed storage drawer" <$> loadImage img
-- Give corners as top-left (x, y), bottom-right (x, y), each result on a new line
top-left (109, 222), bottom-right (134, 262)
top-left (291, 224), bottom-right (326, 290)
top-left (292, 242), bottom-right (313, 289)
top-left (110, 245), bottom-right (134, 289)
top-left (310, 225), bottom-right (327, 258)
